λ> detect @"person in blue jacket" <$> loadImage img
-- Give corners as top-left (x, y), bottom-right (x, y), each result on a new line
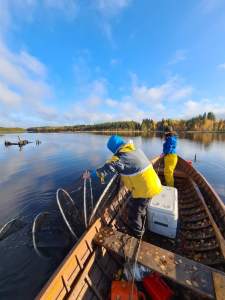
top-left (160, 126), bottom-right (178, 187)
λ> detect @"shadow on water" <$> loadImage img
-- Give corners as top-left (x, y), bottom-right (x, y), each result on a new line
top-left (0, 132), bottom-right (225, 300)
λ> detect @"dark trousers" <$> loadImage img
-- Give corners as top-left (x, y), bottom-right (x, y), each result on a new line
top-left (130, 197), bottom-right (152, 233)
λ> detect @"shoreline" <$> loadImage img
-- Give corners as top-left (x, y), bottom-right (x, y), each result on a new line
top-left (2, 130), bottom-right (225, 134)
top-left (26, 130), bottom-right (225, 133)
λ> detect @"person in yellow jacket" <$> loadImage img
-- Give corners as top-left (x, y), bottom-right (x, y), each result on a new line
top-left (83, 135), bottom-right (162, 238)
top-left (160, 126), bottom-right (178, 187)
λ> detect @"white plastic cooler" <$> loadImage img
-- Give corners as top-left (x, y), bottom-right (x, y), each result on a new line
top-left (147, 186), bottom-right (178, 239)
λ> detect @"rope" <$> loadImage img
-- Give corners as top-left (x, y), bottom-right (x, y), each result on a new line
top-left (119, 200), bottom-right (129, 222)
top-left (124, 235), bottom-right (134, 298)
top-left (130, 215), bottom-right (147, 300)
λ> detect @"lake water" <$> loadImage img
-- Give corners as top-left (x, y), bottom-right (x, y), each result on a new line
top-left (0, 132), bottom-right (225, 300)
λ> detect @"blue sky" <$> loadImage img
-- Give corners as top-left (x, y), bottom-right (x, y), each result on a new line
top-left (0, 0), bottom-right (225, 128)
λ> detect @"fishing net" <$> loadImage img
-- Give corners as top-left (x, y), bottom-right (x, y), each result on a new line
top-left (32, 171), bottom-right (121, 258)
top-left (0, 219), bottom-right (26, 241)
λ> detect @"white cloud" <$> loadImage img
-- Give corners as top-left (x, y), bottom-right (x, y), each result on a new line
top-left (110, 58), bottom-right (121, 65)
top-left (94, 0), bottom-right (131, 17)
top-left (95, 67), bottom-right (101, 72)
top-left (89, 78), bottom-right (108, 95)
top-left (176, 98), bottom-right (225, 120)
top-left (93, 0), bottom-right (132, 46)
top-left (0, 0), bottom-right (78, 38)
top-left (169, 86), bottom-right (194, 101)
top-left (133, 86), bottom-right (165, 102)
top-left (122, 95), bottom-right (132, 102)
top-left (106, 98), bottom-right (117, 107)
top-left (198, 0), bottom-right (223, 14)
top-left (86, 95), bottom-right (102, 109)
top-left (100, 22), bottom-right (116, 47)
top-left (64, 78), bottom-right (109, 122)
top-left (18, 51), bottom-right (47, 77)
top-left (43, 0), bottom-right (78, 21)
top-left (0, 38), bottom-right (57, 125)
top-left (218, 63), bottom-right (225, 69)
top-left (120, 102), bottom-right (133, 111)
top-left (167, 50), bottom-right (187, 65)
top-left (132, 74), bottom-right (194, 105)
top-left (121, 73), bottom-right (194, 110)
top-left (0, 82), bottom-right (22, 106)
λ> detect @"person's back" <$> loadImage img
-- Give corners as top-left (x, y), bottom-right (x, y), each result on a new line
top-left (160, 126), bottom-right (179, 187)
top-left (83, 135), bottom-right (162, 237)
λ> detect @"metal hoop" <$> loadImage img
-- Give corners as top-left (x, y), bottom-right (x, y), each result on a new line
top-left (32, 212), bottom-right (50, 260)
top-left (88, 172), bottom-right (118, 225)
top-left (0, 218), bottom-right (17, 236)
top-left (88, 171), bottom-right (93, 212)
top-left (56, 188), bottom-right (78, 240)
top-left (83, 171), bottom-right (87, 228)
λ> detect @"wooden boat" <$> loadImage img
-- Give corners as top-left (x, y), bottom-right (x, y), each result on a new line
top-left (35, 156), bottom-right (225, 300)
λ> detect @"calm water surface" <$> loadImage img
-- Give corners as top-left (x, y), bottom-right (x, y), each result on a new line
top-left (0, 132), bottom-right (225, 300)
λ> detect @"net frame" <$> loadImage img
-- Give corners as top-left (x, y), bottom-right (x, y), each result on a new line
top-left (56, 188), bottom-right (79, 240)
top-left (0, 218), bottom-right (18, 236)
top-left (88, 171), bottom-right (93, 212)
top-left (83, 170), bottom-right (87, 228)
top-left (32, 212), bottom-right (51, 259)
top-left (88, 172), bottom-right (119, 225)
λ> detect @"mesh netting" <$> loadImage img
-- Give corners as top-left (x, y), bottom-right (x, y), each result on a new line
top-left (32, 171), bottom-right (121, 258)
top-left (0, 218), bottom-right (26, 241)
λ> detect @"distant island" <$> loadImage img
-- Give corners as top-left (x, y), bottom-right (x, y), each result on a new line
top-left (27, 112), bottom-right (225, 133)
top-left (1, 112), bottom-right (225, 133)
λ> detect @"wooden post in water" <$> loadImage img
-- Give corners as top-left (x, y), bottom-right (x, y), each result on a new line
top-left (195, 154), bottom-right (197, 161)
top-left (18, 135), bottom-right (23, 144)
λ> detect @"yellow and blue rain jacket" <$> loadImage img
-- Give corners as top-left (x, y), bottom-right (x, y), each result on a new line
top-left (90, 135), bottom-right (162, 198)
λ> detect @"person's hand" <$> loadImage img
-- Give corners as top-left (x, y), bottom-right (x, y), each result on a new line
top-left (82, 172), bottom-right (90, 179)
top-left (160, 153), bottom-right (165, 159)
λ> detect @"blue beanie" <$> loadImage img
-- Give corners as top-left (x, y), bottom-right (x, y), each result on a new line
top-left (107, 135), bottom-right (125, 154)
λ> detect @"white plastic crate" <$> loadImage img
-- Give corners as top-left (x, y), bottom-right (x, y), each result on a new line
top-left (147, 186), bottom-right (178, 239)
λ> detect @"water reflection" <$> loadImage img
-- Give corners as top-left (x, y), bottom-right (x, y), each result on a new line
top-left (94, 131), bottom-right (225, 145)
top-left (0, 132), bottom-right (225, 300)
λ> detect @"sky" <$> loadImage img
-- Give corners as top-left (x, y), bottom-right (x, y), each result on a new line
top-left (0, 0), bottom-right (225, 128)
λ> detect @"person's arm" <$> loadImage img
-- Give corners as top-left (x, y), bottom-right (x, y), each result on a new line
top-left (82, 156), bottom-right (119, 180)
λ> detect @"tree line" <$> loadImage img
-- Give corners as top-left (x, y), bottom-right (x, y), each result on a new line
top-left (0, 127), bottom-right (27, 132)
top-left (26, 111), bottom-right (225, 132)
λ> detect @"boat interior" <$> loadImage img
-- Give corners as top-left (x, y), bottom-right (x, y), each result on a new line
top-left (36, 156), bottom-right (225, 300)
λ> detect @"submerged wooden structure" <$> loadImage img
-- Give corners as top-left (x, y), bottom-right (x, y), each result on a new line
top-left (35, 156), bottom-right (225, 300)
top-left (5, 135), bottom-right (29, 147)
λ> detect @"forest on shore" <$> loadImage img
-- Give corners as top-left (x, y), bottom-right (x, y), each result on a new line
top-left (26, 112), bottom-right (225, 133)
top-left (0, 127), bottom-right (27, 132)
